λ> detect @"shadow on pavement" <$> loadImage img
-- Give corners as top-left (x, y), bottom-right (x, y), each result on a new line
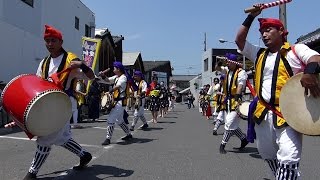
top-left (249, 151), bottom-right (262, 159)
top-left (140, 127), bottom-right (164, 131)
top-left (228, 147), bottom-right (259, 154)
top-left (228, 146), bottom-right (262, 159)
top-left (38, 165), bottom-right (134, 180)
top-left (156, 121), bottom-right (176, 124)
top-left (163, 116), bottom-right (178, 119)
top-left (116, 137), bottom-right (156, 145)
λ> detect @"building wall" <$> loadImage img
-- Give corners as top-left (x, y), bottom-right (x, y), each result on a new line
top-left (0, 0), bottom-right (95, 82)
top-left (201, 49), bottom-right (219, 86)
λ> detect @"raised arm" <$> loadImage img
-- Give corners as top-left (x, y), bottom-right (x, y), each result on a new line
top-left (235, 4), bottom-right (263, 51)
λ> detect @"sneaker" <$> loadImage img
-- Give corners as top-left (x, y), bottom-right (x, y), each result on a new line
top-left (129, 126), bottom-right (134, 131)
top-left (101, 139), bottom-right (111, 146)
top-left (73, 151), bottom-right (92, 170)
top-left (121, 134), bottom-right (133, 140)
top-left (212, 130), bottom-right (217, 135)
top-left (219, 144), bottom-right (227, 154)
top-left (23, 172), bottom-right (37, 180)
top-left (233, 139), bottom-right (249, 150)
top-left (140, 124), bottom-right (149, 129)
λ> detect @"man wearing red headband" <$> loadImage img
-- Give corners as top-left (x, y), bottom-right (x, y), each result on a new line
top-left (215, 53), bottom-right (249, 154)
top-left (21, 25), bottom-right (95, 180)
top-left (235, 4), bottom-right (320, 179)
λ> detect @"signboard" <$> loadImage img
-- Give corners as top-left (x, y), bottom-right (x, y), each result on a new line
top-left (82, 37), bottom-right (101, 91)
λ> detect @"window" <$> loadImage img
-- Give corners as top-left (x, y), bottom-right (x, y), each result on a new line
top-left (75, 17), bottom-right (79, 30)
top-left (21, 0), bottom-right (34, 7)
top-left (204, 58), bottom-right (208, 71)
top-left (85, 24), bottom-right (91, 37)
top-left (212, 56), bottom-right (216, 72)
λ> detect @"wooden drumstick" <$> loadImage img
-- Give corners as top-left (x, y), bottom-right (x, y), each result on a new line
top-left (244, 0), bottom-right (292, 13)
top-left (99, 68), bottom-right (110, 76)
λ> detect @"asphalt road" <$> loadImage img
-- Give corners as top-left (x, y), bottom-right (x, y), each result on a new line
top-left (0, 104), bottom-right (319, 180)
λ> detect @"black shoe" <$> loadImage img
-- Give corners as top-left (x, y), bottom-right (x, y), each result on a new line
top-left (121, 134), bottom-right (133, 140)
top-left (233, 139), bottom-right (249, 150)
top-left (140, 123), bottom-right (149, 129)
top-left (130, 126), bottom-right (134, 131)
top-left (101, 139), bottom-right (111, 146)
top-left (73, 151), bottom-right (92, 170)
top-left (212, 130), bottom-right (217, 135)
top-left (219, 144), bottom-right (227, 154)
top-left (23, 172), bottom-right (37, 180)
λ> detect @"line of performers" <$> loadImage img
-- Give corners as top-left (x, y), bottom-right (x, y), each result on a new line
top-left (198, 6), bottom-right (320, 179)
top-left (1, 25), bottom-right (173, 180)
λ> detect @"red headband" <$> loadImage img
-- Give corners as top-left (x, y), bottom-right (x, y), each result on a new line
top-left (258, 18), bottom-right (288, 36)
top-left (44, 25), bottom-right (62, 40)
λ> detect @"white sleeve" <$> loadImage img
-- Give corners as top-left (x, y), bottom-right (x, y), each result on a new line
top-left (237, 70), bottom-right (247, 86)
top-left (141, 81), bottom-right (148, 93)
top-left (108, 75), bottom-right (117, 84)
top-left (36, 59), bottom-right (45, 77)
top-left (116, 75), bottom-right (127, 90)
top-left (214, 84), bottom-right (220, 91)
top-left (241, 41), bottom-right (262, 63)
top-left (293, 44), bottom-right (319, 64)
top-left (207, 86), bottom-right (214, 95)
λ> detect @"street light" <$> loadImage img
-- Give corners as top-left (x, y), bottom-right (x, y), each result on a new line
top-left (218, 38), bottom-right (246, 69)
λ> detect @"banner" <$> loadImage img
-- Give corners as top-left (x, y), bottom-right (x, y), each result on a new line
top-left (82, 37), bottom-right (101, 91)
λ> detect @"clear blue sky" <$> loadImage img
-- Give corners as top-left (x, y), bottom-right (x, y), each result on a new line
top-left (81, 0), bottom-right (319, 75)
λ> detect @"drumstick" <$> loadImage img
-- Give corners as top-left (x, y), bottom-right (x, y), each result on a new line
top-left (99, 68), bottom-right (111, 76)
top-left (244, 0), bottom-right (292, 13)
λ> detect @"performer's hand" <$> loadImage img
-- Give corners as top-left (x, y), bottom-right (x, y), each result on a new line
top-left (69, 60), bottom-right (83, 69)
top-left (4, 121), bottom-right (16, 128)
top-left (98, 71), bottom-right (106, 79)
top-left (98, 68), bottom-right (110, 78)
top-left (250, 4), bottom-right (263, 17)
top-left (300, 74), bottom-right (320, 97)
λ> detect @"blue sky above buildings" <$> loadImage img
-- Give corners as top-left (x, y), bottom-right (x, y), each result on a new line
top-left (81, 0), bottom-right (319, 75)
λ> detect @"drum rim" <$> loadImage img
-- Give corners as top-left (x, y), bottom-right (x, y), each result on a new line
top-left (1, 74), bottom-right (30, 100)
top-left (101, 93), bottom-right (113, 108)
top-left (24, 88), bottom-right (65, 132)
top-left (238, 101), bottom-right (251, 119)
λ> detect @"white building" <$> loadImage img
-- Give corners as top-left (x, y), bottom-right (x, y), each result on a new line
top-left (201, 48), bottom-right (240, 86)
top-left (0, 0), bottom-right (95, 82)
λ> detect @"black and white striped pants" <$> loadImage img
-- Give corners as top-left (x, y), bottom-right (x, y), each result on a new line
top-left (106, 122), bottom-right (131, 139)
top-left (266, 159), bottom-right (300, 180)
top-left (221, 128), bottom-right (246, 144)
top-left (28, 138), bottom-right (85, 174)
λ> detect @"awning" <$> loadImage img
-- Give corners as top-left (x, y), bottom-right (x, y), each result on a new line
top-left (179, 87), bottom-right (190, 94)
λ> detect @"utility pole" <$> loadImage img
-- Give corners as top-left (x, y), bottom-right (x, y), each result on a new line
top-left (279, 4), bottom-right (287, 29)
top-left (204, 32), bottom-right (207, 52)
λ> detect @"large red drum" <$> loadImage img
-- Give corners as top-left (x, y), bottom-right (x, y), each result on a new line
top-left (1, 74), bottom-right (72, 138)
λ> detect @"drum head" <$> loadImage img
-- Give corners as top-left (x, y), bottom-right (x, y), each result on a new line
top-left (239, 101), bottom-right (250, 120)
top-left (101, 94), bottom-right (109, 107)
top-left (25, 91), bottom-right (72, 136)
top-left (280, 73), bottom-right (320, 135)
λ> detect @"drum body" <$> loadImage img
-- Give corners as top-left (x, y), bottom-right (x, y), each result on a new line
top-left (237, 101), bottom-right (251, 120)
top-left (280, 73), bottom-right (320, 135)
top-left (1, 74), bottom-right (72, 137)
top-left (101, 92), bottom-right (114, 114)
